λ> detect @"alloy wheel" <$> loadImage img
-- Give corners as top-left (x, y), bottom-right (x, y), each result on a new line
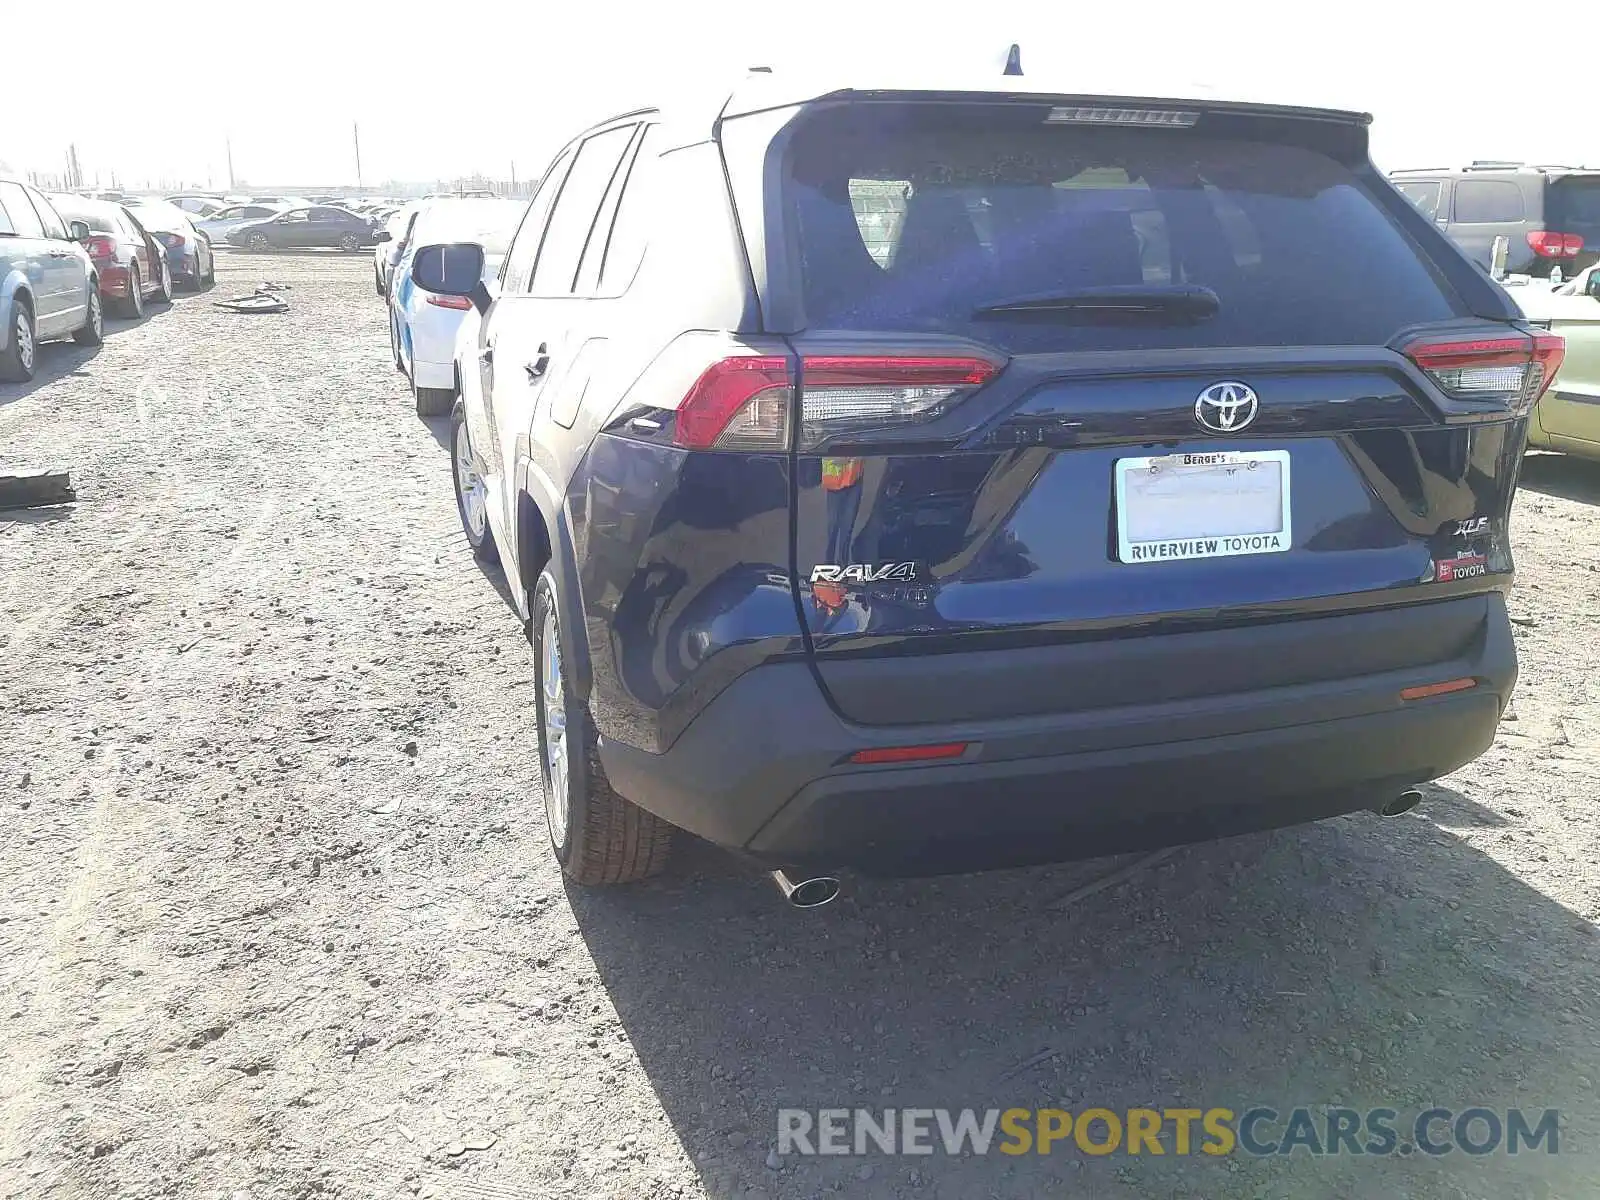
top-left (540, 609), bottom-right (570, 848)
top-left (453, 421), bottom-right (488, 541)
top-left (16, 309), bottom-right (34, 373)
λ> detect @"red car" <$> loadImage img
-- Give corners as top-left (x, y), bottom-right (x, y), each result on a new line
top-left (49, 194), bottom-right (172, 318)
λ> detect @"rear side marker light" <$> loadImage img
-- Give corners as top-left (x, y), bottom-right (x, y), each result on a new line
top-left (1404, 332), bottom-right (1564, 416)
top-left (426, 294), bottom-right (473, 310)
top-left (1526, 231), bottom-right (1584, 258)
top-left (673, 355), bottom-right (1001, 451)
top-left (1400, 678), bottom-right (1477, 701)
top-left (849, 742), bottom-right (970, 765)
top-left (1046, 106), bottom-right (1198, 127)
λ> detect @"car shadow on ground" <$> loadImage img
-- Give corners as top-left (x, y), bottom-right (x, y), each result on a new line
top-left (1519, 452), bottom-right (1600, 505)
top-left (0, 302), bottom-right (168, 409)
top-left (0, 505), bottom-right (74, 527)
top-left (568, 803), bottom-right (1598, 1198)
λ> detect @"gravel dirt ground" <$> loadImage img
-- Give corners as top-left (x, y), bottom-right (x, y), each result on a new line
top-left (2, 255), bottom-right (1598, 1200)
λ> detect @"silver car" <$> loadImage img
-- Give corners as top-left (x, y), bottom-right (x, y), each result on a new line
top-left (0, 177), bottom-right (103, 383)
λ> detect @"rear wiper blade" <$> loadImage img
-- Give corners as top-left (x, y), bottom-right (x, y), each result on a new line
top-left (973, 284), bottom-right (1220, 321)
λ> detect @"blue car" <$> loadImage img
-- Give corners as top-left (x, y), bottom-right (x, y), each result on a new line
top-left (426, 73), bottom-right (1547, 900)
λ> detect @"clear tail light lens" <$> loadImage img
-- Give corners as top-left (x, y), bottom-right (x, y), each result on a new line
top-left (798, 356), bottom-right (999, 446)
top-left (1404, 332), bottom-right (1565, 416)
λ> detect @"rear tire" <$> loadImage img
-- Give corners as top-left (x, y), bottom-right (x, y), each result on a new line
top-left (116, 265), bottom-right (144, 318)
top-left (0, 300), bottom-right (36, 383)
top-left (72, 288), bottom-right (103, 347)
top-left (199, 241), bottom-right (214, 286)
top-left (153, 256), bottom-right (173, 304)
top-left (450, 398), bottom-right (498, 564)
top-left (532, 569), bottom-right (673, 885)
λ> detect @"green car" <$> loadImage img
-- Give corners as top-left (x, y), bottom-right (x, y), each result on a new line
top-left (1513, 265), bottom-right (1600, 462)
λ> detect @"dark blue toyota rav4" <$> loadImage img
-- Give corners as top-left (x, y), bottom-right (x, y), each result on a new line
top-left (423, 74), bottom-right (1560, 893)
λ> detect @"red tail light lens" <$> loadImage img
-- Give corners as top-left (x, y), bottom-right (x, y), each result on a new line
top-left (84, 236), bottom-right (116, 259)
top-left (671, 354), bottom-right (1002, 451)
top-left (425, 294), bottom-right (473, 310)
top-left (1404, 332), bottom-right (1565, 415)
top-left (673, 357), bottom-right (792, 450)
top-left (1527, 230), bottom-right (1584, 258)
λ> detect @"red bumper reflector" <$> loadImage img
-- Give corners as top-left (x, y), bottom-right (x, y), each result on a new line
top-left (1399, 678), bottom-right (1477, 702)
top-left (849, 742), bottom-right (969, 765)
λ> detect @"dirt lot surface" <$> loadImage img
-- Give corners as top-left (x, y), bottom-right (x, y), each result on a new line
top-left (2, 255), bottom-right (1598, 1200)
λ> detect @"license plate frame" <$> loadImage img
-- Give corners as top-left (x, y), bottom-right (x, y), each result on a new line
top-left (1114, 449), bottom-right (1292, 564)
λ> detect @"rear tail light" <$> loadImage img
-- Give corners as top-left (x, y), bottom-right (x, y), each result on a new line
top-left (160, 233), bottom-right (185, 249)
top-left (425, 294), bottom-right (473, 310)
top-left (1526, 230), bottom-right (1584, 258)
top-left (1403, 331), bottom-right (1564, 416)
top-left (84, 236), bottom-right (116, 259)
top-left (672, 355), bottom-right (1000, 451)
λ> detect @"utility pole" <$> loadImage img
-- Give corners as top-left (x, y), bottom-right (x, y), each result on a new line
top-left (353, 121), bottom-right (363, 193)
top-left (511, 161), bottom-right (517, 195)
top-left (226, 136), bottom-right (236, 190)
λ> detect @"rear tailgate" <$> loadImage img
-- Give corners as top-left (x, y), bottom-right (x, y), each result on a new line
top-left (739, 96), bottom-right (1541, 725)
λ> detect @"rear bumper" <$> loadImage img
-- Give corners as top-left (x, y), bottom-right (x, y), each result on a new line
top-left (97, 264), bottom-right (130, 294)
top-left (598, 594), bottom-right (1516, 875)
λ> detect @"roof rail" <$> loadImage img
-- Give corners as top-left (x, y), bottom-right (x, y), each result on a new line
top-left (1464, 160), bottom-right (1525, 170)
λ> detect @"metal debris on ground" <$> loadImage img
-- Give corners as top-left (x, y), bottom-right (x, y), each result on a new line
top-left (214, 291), bottom-right (290, 314)
top-left (0, 469), bottom-right (76, 510)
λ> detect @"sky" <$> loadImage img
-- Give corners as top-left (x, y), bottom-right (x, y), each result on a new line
top-left (2, 0), bottom-right (1594, 190)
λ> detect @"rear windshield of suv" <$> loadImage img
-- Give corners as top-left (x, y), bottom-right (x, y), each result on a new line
top-left (786, 104), bottom-right (1463, 354)
top-left (1548, 177), bottom-right (1600, 245)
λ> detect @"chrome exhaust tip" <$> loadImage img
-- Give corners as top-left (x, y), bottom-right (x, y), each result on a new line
top-left (770, 868), bottom-right (841, 909)
top-left (1373, 788), bottom-right (1425, 817)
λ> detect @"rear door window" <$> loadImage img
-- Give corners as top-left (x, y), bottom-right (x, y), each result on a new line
top-left (502, 148), bottom-right (573, 293)
top-left (1451, 180), bottom-right (1525, 223)
top-left (785, 104), bottom-right (1463, 354)
top-left (529, 124), bottom-right (636, 296)
top-left (1394, 180), bottom-right (1442, 219)
top-left (26, 189), bottom-right (68, 239)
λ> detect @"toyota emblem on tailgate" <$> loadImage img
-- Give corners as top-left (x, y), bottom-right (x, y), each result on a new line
top-left (1195, 382), bottom-right (1259, 433)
